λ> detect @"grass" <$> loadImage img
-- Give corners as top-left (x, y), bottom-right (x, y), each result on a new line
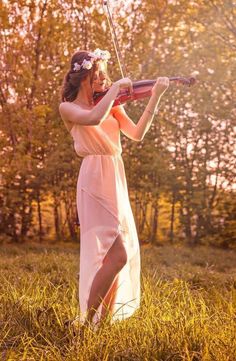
top-left (0, 242), bottom-right (235, 360)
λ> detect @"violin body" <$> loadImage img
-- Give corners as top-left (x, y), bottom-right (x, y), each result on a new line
top-left (93, 77), bottom-right (196, 107)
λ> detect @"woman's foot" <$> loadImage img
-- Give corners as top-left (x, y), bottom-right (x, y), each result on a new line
top-left (64, 316), bottom-right (87, 338)
top-left (64, 313), bottom-right (109, 338)
top-left (72, 316), bottom-right (101, 336)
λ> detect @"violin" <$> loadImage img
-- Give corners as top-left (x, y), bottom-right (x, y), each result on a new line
top-left (93, 77), bottom-right (196, 107)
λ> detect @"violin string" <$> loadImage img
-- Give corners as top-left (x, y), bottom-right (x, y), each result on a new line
top-left (103, 0), bottom-right (127, 79)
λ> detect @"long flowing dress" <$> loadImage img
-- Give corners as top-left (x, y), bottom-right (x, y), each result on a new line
top-left (70, 106), bottom-right (141, 325)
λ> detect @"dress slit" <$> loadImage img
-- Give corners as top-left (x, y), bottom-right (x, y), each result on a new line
top-left (84, 227), bottom-right (126, 324)
top-left (77, 187), bottom-right (140, 325)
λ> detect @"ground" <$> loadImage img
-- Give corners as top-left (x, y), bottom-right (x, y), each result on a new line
top-left (0, 241), bottom-right (235, 360)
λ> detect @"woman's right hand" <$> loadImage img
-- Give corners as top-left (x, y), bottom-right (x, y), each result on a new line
top-left (152, 77), bottom-right (169, 97)
top-left (113, 77), bottom-right (133, 94)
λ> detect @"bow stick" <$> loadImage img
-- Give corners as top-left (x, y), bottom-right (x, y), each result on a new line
top-left (103, 0), bottom-right (127, 78)
top-left (102, 1), bottom-right (196, 90)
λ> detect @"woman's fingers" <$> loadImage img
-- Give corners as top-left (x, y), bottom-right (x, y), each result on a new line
top-left (152, 76), bottom-right (170, 96)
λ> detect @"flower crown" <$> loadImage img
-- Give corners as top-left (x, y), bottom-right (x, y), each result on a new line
top-left (73, 48), bottom-right (111, 72)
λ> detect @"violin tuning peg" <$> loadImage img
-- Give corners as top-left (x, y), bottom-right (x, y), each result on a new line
top-left (190, 77), bottom-right (196, 86)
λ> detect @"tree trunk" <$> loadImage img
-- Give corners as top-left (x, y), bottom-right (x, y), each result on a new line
top-left (185, 205), bottom-right (193, 245)
top-left (170, 189), bottom-right (176, 243)
top-left (36, 190), bottom-right (43, 242)
top-left (139, 199), bottom-right (149, 236)
top-left (150, 198), bottom-right (159, 244)
top-left (53, 194), bottom-right (61, 241)
top-left (134, 190), bottom-right (140, 231)
top-left (65, 201), bottom-right (77, 241)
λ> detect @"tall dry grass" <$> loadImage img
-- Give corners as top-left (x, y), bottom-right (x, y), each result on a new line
top-left (0, 242), bottom-right (235, 360)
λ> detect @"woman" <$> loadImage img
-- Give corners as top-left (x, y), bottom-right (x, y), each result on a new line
top-left (59, 48), bottom-right (169, 330)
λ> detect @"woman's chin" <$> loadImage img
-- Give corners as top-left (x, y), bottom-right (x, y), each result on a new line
top-left (93, 86), bottom-right (106, 93)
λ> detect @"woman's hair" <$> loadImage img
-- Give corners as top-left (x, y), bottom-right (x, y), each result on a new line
top-left (61, 50), bottom-right (112, 102)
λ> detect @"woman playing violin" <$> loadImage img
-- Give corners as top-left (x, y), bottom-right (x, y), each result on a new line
top-left (59, 48), bottom-right (169, 332)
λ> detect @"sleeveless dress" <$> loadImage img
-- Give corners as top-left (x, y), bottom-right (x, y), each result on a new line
top-left (70, 106), bottom-right (141, 325)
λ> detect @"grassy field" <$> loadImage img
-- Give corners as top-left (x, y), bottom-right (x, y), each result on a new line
top-left (0, 242), bottom-right (235, 361)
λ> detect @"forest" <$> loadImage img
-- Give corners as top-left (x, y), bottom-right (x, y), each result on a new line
top-left (0, 0), bottom-right (235, 247)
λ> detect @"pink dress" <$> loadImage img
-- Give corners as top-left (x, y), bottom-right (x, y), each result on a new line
top-left (70, 106), bottom-right (141, 325)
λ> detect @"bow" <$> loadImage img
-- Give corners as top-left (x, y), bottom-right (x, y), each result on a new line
top-left (103, 0), bottom-right (127, 79)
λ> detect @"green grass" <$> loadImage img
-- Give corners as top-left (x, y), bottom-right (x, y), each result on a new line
top-left (0, 242), bottom-right (235, 360)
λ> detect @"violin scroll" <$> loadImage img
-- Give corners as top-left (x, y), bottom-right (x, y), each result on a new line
top-left (170, 76), bottom-right (196, 87)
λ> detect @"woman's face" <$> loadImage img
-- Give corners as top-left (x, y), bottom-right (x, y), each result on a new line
top-left (92, 61), bottom-right (108, 93)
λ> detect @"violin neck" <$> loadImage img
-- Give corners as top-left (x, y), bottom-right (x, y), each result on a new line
top-left (132, 77), bottom-right (181, 87)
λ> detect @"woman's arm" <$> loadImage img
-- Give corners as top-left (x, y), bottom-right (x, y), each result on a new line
top-left (113, 92), bottom-right (163, 142)
top-left (59, 83), bottom-right (120, 126)
top-left (112, 105), bottom-right (140, 141)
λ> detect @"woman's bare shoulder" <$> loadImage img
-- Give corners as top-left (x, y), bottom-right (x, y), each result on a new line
top-left (59, 101), bottom-right (72, 113)
top-left (59, 102), bottom-right (97, 126)
top-left (59, 101), bottom-right (80, 120)
top-left (59, 102), bottom-right (74, 132)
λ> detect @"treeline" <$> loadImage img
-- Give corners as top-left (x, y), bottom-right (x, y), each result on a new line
top-left (0, 0), bottom-right (235, 247)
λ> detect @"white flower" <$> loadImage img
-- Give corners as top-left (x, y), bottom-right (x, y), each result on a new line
top-left (73, 62), bottom-right (81, 71)
top-left (88, 48), bottom-right (111, 61)
top-left (93, 48), bottom-right (103, 58)
top-left (102, 50), bottom-right (111, 60)
top-left (81, 59), bottom-right (93, 69)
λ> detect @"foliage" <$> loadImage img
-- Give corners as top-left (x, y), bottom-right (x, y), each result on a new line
top-left (0, 0), bottom-right (235, 246)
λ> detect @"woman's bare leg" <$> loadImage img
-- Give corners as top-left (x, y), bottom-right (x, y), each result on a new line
top-left (84, 234), bottom-right (127, 324)
top-left (100, 273), bottom-right (119, 319)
